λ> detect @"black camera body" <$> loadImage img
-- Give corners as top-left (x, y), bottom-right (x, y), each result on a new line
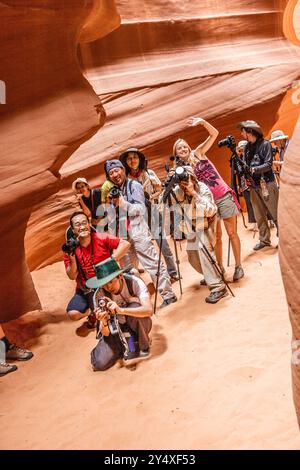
top-left (97, 297), bottom-right (119, 336)
top-left (61, 237), bottom-right (80, 255)
top-left (173, 166), bottom-right (189, 183)
top-left (272, 145), bottom-right (279, 157)
top-left (109, 186), bottom-right (121, 198)
top-left (218, 135), bottom-right (236, 151)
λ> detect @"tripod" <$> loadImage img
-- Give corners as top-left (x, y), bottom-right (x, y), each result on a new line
top-left (153, 172), bottom-right (234, 314)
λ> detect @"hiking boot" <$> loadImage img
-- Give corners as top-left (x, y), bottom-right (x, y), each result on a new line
top-left (170, 274), bottom-right (181, 283)
top-left (253, 242), bottom-right (271, 251)
top-left (6, 344), bottom-right (33, 361)
top-left (205, 288), bottom-right (228, 304)
top-left (86, 312), bottom-right (96, 329)
top-left (159, 295), bottom-right (177, 309)
top-left (233, 265), bottom-right (244, 281)
top-left (0, 362), bottom-right (18, 376)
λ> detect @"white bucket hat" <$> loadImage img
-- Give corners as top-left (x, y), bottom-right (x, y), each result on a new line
top-left (72, 177), bottom-right (89, 192)
top-left (236, 140), bottom-right (248, 150)
top-left (270, 130), bottom-right (289, 142)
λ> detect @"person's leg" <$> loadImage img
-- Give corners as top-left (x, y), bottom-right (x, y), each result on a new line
top-left (126, 316), bottom-right (152, 352)
top-left (91, 335), bottom-right (123, 371)
top-left (157, 237), bottom-right (178, 277)
top-left (250, 188), bottom-right (271, 246)
top-left (215, 220), bottom-right (224, 271)
top-left (66, 291), bottom-right (90, 321)
top-left (223, 216), bottom-right (241, 267)
top-left (132, 234), bottom-right (176, 303)
top-left (264, 181), bottom-right (279, 232)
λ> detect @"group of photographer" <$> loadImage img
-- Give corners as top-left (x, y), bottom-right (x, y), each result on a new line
top-left (59, 115), bottom-right (285, 374)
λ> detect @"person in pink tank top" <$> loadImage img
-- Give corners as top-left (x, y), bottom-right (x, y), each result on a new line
top-left (172, 117), bottom-right (244, 282)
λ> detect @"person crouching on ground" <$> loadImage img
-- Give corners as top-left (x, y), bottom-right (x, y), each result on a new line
top-left (87, 258), bottom-right (152, 370)
top-left (63, 211), bottom-right (130, 328)
top-left (170, 167), bottom-right (227, 304)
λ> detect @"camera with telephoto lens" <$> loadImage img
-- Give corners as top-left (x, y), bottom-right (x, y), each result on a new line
top-left (109, 186), bottom-right (121, 198)
top-left (97, 297), bottom-right (119, 335)
top-left (218, 135), bottom-right (236, 151)
top-left (61, 237), bottom-right (80, 255)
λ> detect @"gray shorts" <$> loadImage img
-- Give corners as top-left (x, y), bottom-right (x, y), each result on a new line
top-left (216, 192), bottom-right (239, 220)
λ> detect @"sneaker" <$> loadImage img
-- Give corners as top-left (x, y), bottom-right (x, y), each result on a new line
top-left (0, 362), bottom-right (18, 376)
top-left (6, 344), bottom-right (33, 361)
top-left (139, 348), bottom-right (150, 358)
top-left (123, 350), bottom-right (140, 361)
top-left (159, 296), bottom-right (177, 309)
top-left (205, 288), bottom-right (228, 304)
top-left (253, 242), bottom-right (271, 251)
top-left (233, 265), bottom-right (244, 281)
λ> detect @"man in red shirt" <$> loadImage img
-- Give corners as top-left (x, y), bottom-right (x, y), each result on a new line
top-left (63, 211), bottom-right (130, 325)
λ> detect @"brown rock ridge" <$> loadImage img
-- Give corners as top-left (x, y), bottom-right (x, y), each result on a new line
top-left (0, 1), bottom-right (120, 322)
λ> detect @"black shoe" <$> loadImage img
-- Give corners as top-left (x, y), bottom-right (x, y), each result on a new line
top-left (170, 274), bottom-right (181, 283)
top-left (159, 296), bottom-right (177, 309)
top-left (200, 278), bottom-right (207, 286)
top-left (205, 288), bottom-right (228, 304)
top-left (253, 242), bottom-right (271, 251)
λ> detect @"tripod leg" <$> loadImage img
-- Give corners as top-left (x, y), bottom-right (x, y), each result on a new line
top-left (172, 237), bottom-right (183, 296)
top-left (227, 239), bottom-right (231, 268)
top-left (153, 205), bottom-right (166, 315)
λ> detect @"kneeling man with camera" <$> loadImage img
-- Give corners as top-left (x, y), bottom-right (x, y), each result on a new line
top-left (63, 211), bottom-right (130, 326)
top-left (87, 258), bottom-right (152, 370)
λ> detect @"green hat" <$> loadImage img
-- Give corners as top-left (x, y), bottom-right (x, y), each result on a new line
top-left (86, 258), bottom-right (125, 289)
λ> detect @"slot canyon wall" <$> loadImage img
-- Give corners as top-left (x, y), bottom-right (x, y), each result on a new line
top-left (0, 0), bottom-right (120, 321)
top-left (0, 0), bottom-right (299, 326)
top-left (279, 0), bottom-right (300, 428)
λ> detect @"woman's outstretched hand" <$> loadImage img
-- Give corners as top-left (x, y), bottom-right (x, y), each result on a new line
top-left (187, 117), bottom-right (205, 127)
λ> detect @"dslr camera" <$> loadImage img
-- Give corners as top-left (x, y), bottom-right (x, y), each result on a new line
top-left (109, 186), bottom-right (121, 198)
top-left (96, 297), bottom-right (119, 336)
top-left (218, 135), bottom-right (236, 151)
top-left (61, 237), bottom-right (80, 255)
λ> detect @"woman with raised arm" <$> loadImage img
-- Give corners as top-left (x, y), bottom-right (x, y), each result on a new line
top-left (172, 117), bottom-right (244, 281)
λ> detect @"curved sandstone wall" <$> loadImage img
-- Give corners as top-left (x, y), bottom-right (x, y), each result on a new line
top-left (279, 0), bottom-right (300, 428)
top-left (0, 1), bottom-right (119, 321)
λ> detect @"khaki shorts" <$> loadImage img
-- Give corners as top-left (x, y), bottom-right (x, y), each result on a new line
top-left (216, 192), bottom-right (239, 220)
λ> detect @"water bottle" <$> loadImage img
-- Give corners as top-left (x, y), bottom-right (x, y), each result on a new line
top-left (260, 176), bottom-right (269, 199)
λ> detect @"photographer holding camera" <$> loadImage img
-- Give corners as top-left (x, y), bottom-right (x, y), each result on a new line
top-left (169, 166), bottom-right (227, 304)
top-left (63, 211), bottom-right (130, 326)
top-left (104, 159), bottom-right (177, 309)
top-left (238, 120), bottom-right (279, 250)
top-left (172, 117), bottom-right (244, 282)
top-left (87, 258), bottom-right (152, 370)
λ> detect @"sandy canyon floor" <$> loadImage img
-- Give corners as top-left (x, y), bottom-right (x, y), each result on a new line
top-left (1, 221), bottom-right (299, 450)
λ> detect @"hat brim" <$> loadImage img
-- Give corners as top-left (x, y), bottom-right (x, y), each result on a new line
top-left (270, 135), bottom-right (289, 142)
top-left (119, 149), bottom-right (146, 165)
top-left (86, 268), bottom-right (125, 289)
top-left (237, 122), bottom-right (263, 136)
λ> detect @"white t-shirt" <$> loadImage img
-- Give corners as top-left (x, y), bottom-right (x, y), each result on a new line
top-left (109, 275), bottom-right (150, 308)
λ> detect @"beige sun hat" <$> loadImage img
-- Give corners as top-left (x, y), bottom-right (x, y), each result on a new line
top-left (237, 120), bottom-right (263, 137)
top-left (72, 177), bottom-right (89, 192)
top-left (270, 130), bottom-right (289, 142)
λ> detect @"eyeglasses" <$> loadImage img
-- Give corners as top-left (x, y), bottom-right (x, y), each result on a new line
top-left (73, 220), bottom-right (89, 228)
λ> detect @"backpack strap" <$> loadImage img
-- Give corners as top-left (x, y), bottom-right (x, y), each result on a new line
top-left (123, 273), bottom-right (135, 297)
